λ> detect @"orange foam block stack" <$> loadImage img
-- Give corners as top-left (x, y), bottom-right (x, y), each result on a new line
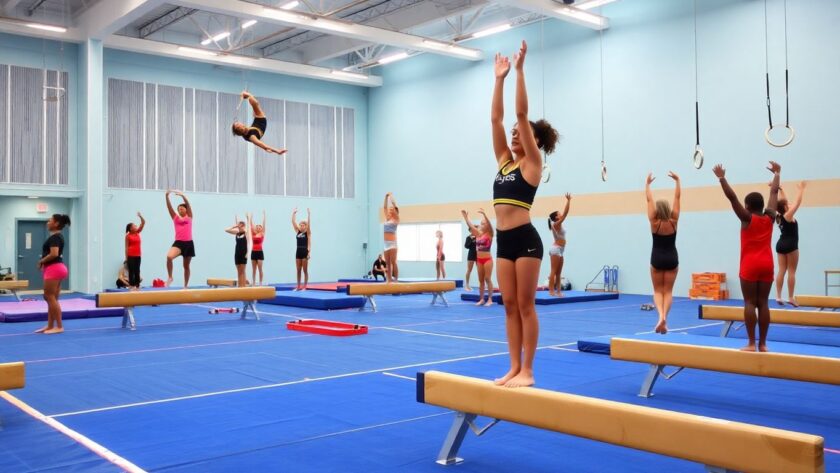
top-left (689, 273), bottom-right (729, 300)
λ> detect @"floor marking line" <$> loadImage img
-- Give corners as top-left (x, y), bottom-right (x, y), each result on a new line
top-left (826, 448), bottom-right (840, 455)
top-left (0, 392), bottom-right (146, 473)
top-left (380, 327), bottom-right (507, 344)
top-left (634, 322), bottom-right (723, 335)
top-left (382, 372), bottom-right (416, 381)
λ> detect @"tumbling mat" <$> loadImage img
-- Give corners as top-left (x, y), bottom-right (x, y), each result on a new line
top-left (260, 290), bottom-right (366, 310)
top-left (461, 290), bottom-right (619, 305)
top-left (286, 319), bottom-right (368, 336)
top-left (0, 298), bottom-right (125, 323)
top-left (338, 277), bottom-right (464, 288)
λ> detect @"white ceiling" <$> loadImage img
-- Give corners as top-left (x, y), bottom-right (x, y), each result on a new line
top-left (0, 0), bottom-right (615, 86)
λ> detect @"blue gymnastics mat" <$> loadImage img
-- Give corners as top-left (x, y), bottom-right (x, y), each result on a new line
top-left (580, 332), bottom-right (840, 357)
top-left (338, 278), bottom-right (464, 288)
top-left (260, 290), bottom-right (366, 310)
top-left (462, 290), bottom-right (618, 305)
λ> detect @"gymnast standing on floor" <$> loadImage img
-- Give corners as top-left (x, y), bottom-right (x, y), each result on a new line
top-left (383, 193), bottom-right (400, 283)
top-left (547, 193), bottom-right (571, 297)
top-left (165, 190), bottom-right (195, 287)
top-left (231, 91), bottom-right (287, 155)
top-left (645, 172), bottom-right (680, 334)
top-left (714, 161), bottom-right (781, 352)
top-left (292, 208), bottom-right (311, 291)
top-left (36, 214), bottom-right (70, 335)
top-left (774, 181), bottom-right (806, 306)
top-left (250, 211), bottom-right (266, 286)
top-left (490, 40), bottom-right (559, 387)
top-left (461, 209), bottom-right (494, 307)
top-left (124, 212), bottom-right (145, 290)
top-left (463, 231), bottom-right (477, 291)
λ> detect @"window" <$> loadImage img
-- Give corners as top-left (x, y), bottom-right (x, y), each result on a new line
top-left (396, 223), bottom-right (463, 263)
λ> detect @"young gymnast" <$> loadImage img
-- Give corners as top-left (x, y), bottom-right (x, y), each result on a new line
top-left (165, 190), bottom-right (195, 287)
top-left (462, 209), bottom-right (495, 307)
top-left (250, 211), bottom-right (266, 286)
top-left (774, 181), bottom-right (806, 306)
top-left (225, 216), bottom-right (250, 287)
top-left (231, 91), bottom-right (287, 155)
top-left (645, 172), bottom-right (681, 334)
top-left (292, 208), bottom-right (311, 291)
top-left (435, 230), bottom-right (446, 280)
top-left (490, 41), bottom-right (559, 387)
top-left (464, 232), bottom-right (477, 291)
top-left (36, 214), bottom-right (70, 334)
top-left (547, 193), bottom-right (571, 297)
top-left (714, 161), bottom-right (781, 352)
top-left (124, 212), bottom-right (145, 290)
top-left (383, 193), bottom-right (400, 283)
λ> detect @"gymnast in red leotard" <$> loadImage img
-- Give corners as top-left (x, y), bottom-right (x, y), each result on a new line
top-left (713, 161), bottom-right (781, 353)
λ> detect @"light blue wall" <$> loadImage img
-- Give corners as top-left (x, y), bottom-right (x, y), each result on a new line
top-left (0, 196), bottom-right (74, 279)
top-left (368, 0), bottom-right (840, 297)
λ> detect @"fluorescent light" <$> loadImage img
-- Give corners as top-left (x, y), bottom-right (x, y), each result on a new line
top-left (263, 6), bottom-right (314, 22)
top-left (241, 19), bottom-right (257, 29)
top-left (25, 23), bottom-right (66, 33)
top-left (331, 70), bottom-right (367, 80)
top-left (27, 196), bottom-right (38, 199)
top-left (422, 39), bottom-right (449, 48)
top-left (470, 23), bottom-right (511, 39)
top-left (576, 0), bottom-right (620, 10)
top-left (377, 52), bottom-right (409, 65)
top-left (178, 46), bottom-right (218, 56)
top-left (555, 7), bottom-right (605, 27)
top-left (280, 0), bottom-right (300, 9)
top-left (420, 39), bottom-right (481, 59)
top-left (201, 31), bottom-right (230, 45)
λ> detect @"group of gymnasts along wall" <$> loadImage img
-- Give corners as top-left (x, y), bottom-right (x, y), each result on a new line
top-left (0, 34), bottom-right (371, 291)
top-left (367, 0), bottom-right (840, 298)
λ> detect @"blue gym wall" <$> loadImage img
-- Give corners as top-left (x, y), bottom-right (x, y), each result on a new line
top-left (367, 0), bottom-right (840, 297)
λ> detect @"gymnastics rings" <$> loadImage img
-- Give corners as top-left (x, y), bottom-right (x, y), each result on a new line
top-left (764, 124), bottom-right (795, 148)
top-left (541, 162), bottom-right (551, 183)
top-left (692, 145), bottom-right (704, 169)
top-left (600, 161), bottom-right (608, 182)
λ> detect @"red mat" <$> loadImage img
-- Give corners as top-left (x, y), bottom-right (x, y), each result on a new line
top-left (305, 283), bottom-right (349, 292)
top-left (286, 319), bottom-right (368, 336)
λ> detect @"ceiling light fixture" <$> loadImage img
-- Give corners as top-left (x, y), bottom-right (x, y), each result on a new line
top-left (555, 6), bottom-right (605, 27)
top-left (470, 23), bottom-right (511, 39)
top-left (25, 22), bottom-right (67, 33)
top-left (331, 70), bottom-right (367, 79)
top-left (178, 46), bottom-right (218, 56)
top-left (241, 20), bottom-right (257, 29)
top-left (377, 52), bottom-right (410, 65)
top-left (576, 0), bottom-right (620, 10)
top-left (201, 31), bottom-right (230, 46)
top-left (280, 0), bottom-right (300, 9)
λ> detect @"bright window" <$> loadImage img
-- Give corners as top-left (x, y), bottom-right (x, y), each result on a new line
top-left (396, 223), bottom-right (463, 263)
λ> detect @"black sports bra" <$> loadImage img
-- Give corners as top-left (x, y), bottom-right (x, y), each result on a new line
top-left (493, 159), bottom-right (538, 210)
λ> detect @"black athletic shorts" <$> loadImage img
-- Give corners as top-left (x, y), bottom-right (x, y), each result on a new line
top-left (496, 223), bottom-right (543, 261)
top-left (234, 252), bottom-right (247, 265)
top-left (172, 240), bottom-right (196, 258)
top-left (296, 247), bottom-right (309, 260)
top-left (251, 250), bottom-right (264, 261)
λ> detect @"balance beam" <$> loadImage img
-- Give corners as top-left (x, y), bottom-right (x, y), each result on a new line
top-left (0, 362), bottom-right (25, 391)
top-left (699, 305), bottom-right (840, 336)
top-left (611, 337), bottom-right (840, 398)
top-left (795, 295), bottom-right (840, 310)
top-left (417, 371), bottom-right (824, 473)
top-left (96, 286), bottom-right (276, 330)
top-left (346, 281), bottom-right (456, 312)
top-left (0, 280), bottom-right (29, 302)
top-left (207, 278), bottom-right (238, 288)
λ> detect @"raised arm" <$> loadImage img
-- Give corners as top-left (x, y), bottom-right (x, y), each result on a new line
top-left (461, 210), bottom-right (479, 236)
top-left (713, 164), bottom-right (751, 223)
top-left (785, 181), bottom-right (806, 221)
top-left (136, 212), bottom-right (146, 233)
top-left (246, 213), bottom-right (254, 250)
top-left (291, 208), bottom-right (300, 233)
top-left (248, 135), bottom-right (287, 155)
top-left (513, 41), bottom-right (542, 173)
top-left (177, 191), bottom-right (193, 218)
top-left (165, 191), bottom-right (176, 219)
top-left (242, 91), bottom-right (264, 118)
top-left (765, 161), bottom-right (781, 217)
top-left (669, 171), bottom-right (681, 221)
top-left (559, 193), bottom-right (572, 222)
top-left (224, 216), bottom-right (239, 235)
top-left (306, 208), bottom-right (311, 233)
top-left (478, 208), bottom-right (493, 234)
top-left (645, 173), bottom-right (656, 221)
top-left (491, 53), bottom-right (512, 165)
top-left (383, 193), bottom-right (390, 215)
top-left (125, 233), bottom-right (130, 258)
top-left (261, 210), bottom-right (267, 233)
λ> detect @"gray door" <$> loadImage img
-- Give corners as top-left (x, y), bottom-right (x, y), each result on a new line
top-left (16, 220), bottom-right (70, 290)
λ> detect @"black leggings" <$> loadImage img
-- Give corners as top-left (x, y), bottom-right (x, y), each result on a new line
top-left (127, 257), bottom-right (141, 287)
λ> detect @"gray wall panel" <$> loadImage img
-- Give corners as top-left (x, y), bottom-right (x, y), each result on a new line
top-left (58, 71), bottom-right (68, 185)
top-left (107, 78), bottom-right (144, 189)
top-left (45, 70), bottom-right (58, 185)
top-left (342, 108), bottom-right (355, 199)
top-left (156, 85), bottom-right (184, 190)
top-left (309, 104), bottom-right (335, 198)
top-left (9, 66), bottom-right (44, 184)
top-left (184, 88), bottom-right (194, 191)
top-left (254, 97), bottom-right (284, 195)
top-left (218, 92), bottom-right (247, 194)
top-left (285, 101), bottom-right (309, 197)
top-left (144, 83), bottom-right (157, 189)
top-left (0, 65), bottom-right (6, 182)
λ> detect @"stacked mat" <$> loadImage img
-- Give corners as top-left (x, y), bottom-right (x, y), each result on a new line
top-left (0, 298), bottom-right (125, 323)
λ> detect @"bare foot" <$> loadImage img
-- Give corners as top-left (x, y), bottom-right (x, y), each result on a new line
top-left (786, 300), bottom-right (799, 308)
top-left (504, 372), bottom-right (535, 388)
top-left (475, 299), bottom-right (485, 306)
top-left (34, 326), bottom-right (48, 333)
top-left (775, 299), bottom-right (785, 306)
top-left (654, 319), bottom-right (667, 334)
top-left (494, 368), bottom-right (519, 386)
top-left (44, 328), bottom-right (64, 334)
top-left (556, 292), bottom-right (563, 297)
top-left (740, 344), bottom-right (757, 352)
top-left (166, 278), bottom-right (173, 287)
top-left (464, 286), bottom-right (472, 291)
top-left (758, 344), bottom-right (769, 352)
top-left (483, 300), bottom-right (494, 307)
top-left (549, 291), bottom-right (556, 297)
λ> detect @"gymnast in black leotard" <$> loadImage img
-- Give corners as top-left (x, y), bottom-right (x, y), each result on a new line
top-left (231, 91), bottom-right (287, 156)
top-left (645, 172), bottom-right (681, 335)
top-left (774, 181), bottom-right (806, 306)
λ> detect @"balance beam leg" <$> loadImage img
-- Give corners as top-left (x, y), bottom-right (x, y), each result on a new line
top-left (720, 321), bottom-right (734, 337)
top-left (359, 296), bottom-right (377, 312)
top-left (436, 412), bottom-right (476, 466)
top-left (122, 308), bottom-right (136, 331)
top-left (639, 364), bottom-right (662, 398)
top-left (13, 290), bottom-right (21, 302)
top-left (240, 301), bottom-right (259, 321)
top-left (430, 292), bottom-right (449, 307)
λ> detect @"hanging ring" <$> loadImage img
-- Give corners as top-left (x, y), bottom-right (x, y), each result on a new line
top-left (692, 145), bottom-right (704, 169)
top-left (541, 163), bottom-right (551, 184)
top-left (600, 161), bottom-right (608, 182)
top-left (765, 124), bottom-right (795, 148)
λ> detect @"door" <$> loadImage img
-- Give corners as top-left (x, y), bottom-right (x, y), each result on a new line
top-left (16, 220), bottom-right (70, 291)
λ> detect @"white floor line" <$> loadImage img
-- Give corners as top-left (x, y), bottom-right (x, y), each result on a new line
top-left (382, 372), bottom-right (415, 381)
top-left (634, 322), bottom-right (723, 335)
top-left (380, 327), bottom-right (507, 345)
top-left (0, 392), bottom-right (146, 473)
top-left (546, 346), bottom-right (579, 352)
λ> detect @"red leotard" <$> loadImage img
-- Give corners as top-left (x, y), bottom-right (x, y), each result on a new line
top-left (739, 214), bottom-right (774, 282)
top-left (252, 234), bottom-right (264, 251)
top-left (126, 233), bottom-right (142, 257)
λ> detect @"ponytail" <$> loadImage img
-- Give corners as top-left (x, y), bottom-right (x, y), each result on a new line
top-left (53, 214), bottom-right (71, 229)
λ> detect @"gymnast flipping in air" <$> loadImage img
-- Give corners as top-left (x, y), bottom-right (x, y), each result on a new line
top-left (231, 91), bottom-right (287, 155)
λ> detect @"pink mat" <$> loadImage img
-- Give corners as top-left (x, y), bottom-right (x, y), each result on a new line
top-left (0, 298), bottom-right (125, 323)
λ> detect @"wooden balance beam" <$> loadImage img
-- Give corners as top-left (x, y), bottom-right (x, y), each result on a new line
top-left (206, 278), bottom-right (238, 288)
top-left (417, 371), bottom-right (824, 473)
top-left (96, 286), bottom-right (276, 330)
top-left (0, 362), bottom-right (25, 391)
top-left (699, 305), bottom-right (840, 337)
top-left (0, 280), bottom-right (29, 302)
top-left (795, 295), bottom-right (840, 311)
top-left (346, 281), bottom-right (456, 312)
top-left (611, 337), bottom-right (840, 398)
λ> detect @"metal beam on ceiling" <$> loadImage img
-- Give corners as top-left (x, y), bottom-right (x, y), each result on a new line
top-left (139, 6), bottom-right (198, 38)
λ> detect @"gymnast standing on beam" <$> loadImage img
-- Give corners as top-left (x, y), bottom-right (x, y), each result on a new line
top-left (36, 214), bottom-right (70, 334)
top-left (225, 216), bottom-right (249, 287)
top-left (645, 172), bottom-right (681, 334)
top-left (714, 161), bottom-right (781, 352)
top-left (250, 211), bottom-right (266, 286)
top-left (231, 91), bottom-right (287, 155)
top-left (490, 41), bottom-right (559, 387)
top-left (383, 193), bottom-right (400, 283)
top-left (165, 190), bottom-right (195, 287)
top-left (774, 181), bottom-right (806, 306)
top-left (292, 208), bottom-right (311, 291)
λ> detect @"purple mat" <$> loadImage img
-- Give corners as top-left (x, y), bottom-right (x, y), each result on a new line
top-left (0, 298), bottom-right (125, 323)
